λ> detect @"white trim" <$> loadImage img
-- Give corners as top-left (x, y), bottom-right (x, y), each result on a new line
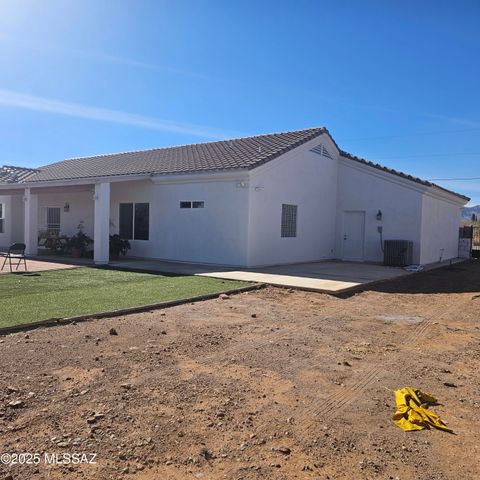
top-left (340, 155), bottom-right (467, 206)
top-left (423, 185), bottom-right (468, 206)
top-left (151, 170), bottom-right (247, 185)
top-left (340, 156), bottom-right (427, 194)
top-left (0, 174), bottom-right (150, 191)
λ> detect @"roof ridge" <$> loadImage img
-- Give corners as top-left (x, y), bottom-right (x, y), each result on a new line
top-left (40, 126), bottom-right (326, 167)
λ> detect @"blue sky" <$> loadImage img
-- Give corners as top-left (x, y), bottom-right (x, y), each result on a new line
top-left (0, 0), bottom-right (479, 204)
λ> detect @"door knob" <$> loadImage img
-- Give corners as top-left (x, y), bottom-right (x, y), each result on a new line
top-left (344, 235), bottom-right (347, 240)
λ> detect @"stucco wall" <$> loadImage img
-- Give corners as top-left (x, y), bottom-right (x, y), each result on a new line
top-left (10, 195), bottom-right (24, 243)
top-left (110, 178), bottom-right (249, 265)
top-left (336, 158), bottom-right (424, 263)
top-left (420, 191), bottom-right (462, 264)
top-left (0, 195), bottom-right (12, 246)
top-left (1, 143), bottom-right (465, 267)
top-left (0, 195), bottom-right (24, 246)
top-left (247, 134), bottom-right (339, 267)
top-left (37, 191), bottom-right (95, 238)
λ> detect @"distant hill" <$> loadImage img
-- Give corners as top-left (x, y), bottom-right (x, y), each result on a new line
top-left (462, 205), bottom-right (480, 221)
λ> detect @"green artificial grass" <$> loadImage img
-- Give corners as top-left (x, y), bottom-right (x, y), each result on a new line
top-left (0, 267), bottom-right (250, 328)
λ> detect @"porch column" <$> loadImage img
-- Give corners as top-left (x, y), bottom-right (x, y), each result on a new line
top-left (24, 188), bottom-right (38, 256)
top-left (93, 182), bottom-right (110, 264)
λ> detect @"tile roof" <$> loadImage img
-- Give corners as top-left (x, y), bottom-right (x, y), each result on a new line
top-left (0, 126), bottom-right (469, 201)
top-left (0, 165), bottom-right (39, 184)
top-left (339, 150), bottom-right (470, 201)
top-left (4, 127), bottom-right (326, 183)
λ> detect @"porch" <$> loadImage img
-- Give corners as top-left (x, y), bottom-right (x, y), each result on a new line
top-left (0, 178), bottom-right (151, 265)
top-left (0, 257), bottom-right (80, 275)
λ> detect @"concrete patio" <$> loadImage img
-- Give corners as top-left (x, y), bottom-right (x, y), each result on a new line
top-left (0, 257), bottom-right (79, 275)
top-left (110, 258), bottom-right (411, 293)
top-left (11, 255), bottom-right (462, 293)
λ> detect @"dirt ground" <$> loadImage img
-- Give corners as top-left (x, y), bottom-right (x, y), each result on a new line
top-left (0, 260), bottom-right (479, 480)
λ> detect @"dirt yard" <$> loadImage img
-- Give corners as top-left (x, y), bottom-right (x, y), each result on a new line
top-left (0, 261), bottom-right (479, 480)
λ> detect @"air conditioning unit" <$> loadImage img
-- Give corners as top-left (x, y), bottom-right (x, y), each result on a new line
top-left (384, 240), bottom-right (413, 267)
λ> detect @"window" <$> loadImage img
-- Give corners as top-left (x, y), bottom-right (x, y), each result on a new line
top-left (46, 207), bottom-right (61, 235)
top-left (119, 203), bottom-right (134, 239)
top-left (281, 204), bottom-right (298, 238)
top-left (134, 203), bottom-right (149, 240)
top-left (119, 203), bottom-right (149, 240)
top-left (0, 203), bottom-right (4, 234)
top-left (180, 201), bottom-right (205, 209)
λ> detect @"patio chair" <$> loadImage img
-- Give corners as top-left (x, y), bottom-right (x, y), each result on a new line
top-left (0, 243), bottom-right (27, 273)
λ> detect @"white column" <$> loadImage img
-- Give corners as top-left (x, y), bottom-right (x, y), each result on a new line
top-left (24, 188), bottom-right (38, 256)
top-left (93, 182), bottom-right (110, 264)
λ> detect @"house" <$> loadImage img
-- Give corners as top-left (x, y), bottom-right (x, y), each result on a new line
top-left (0, 127), bottom-right (469, 267)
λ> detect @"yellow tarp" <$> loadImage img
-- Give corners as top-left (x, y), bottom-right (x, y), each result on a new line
top-left (392, 387), bottom-right (453, 433)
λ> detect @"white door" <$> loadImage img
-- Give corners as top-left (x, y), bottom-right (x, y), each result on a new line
top-left (342, 211), bottom-right (365, 261)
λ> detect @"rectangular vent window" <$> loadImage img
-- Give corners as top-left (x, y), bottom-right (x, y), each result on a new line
top-left (281, 204), bottom-right (298, 238)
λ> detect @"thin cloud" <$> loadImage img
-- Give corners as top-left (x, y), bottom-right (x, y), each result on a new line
top-left (0, 35), bottom-right (217, 82)
top-left (423, 113), bottom-right (480, 129)
top-left (0, 88), bottom-right (233, 139)
top-left (69, 48), bottom-right (217, 82)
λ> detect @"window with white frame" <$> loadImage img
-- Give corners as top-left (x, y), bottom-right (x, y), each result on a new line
top-left (119, 203), bottom-right (150, 240)
top-left (0, 203), bottom-right (4, 234)
top-left (281, 204), bottom-right (298, 238)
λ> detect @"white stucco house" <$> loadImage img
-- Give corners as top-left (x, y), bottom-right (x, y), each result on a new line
top-left (0, 127), bottom-right (469, 267)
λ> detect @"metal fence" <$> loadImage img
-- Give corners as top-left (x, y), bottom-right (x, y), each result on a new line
top-left (459, 226), bottom-right (480, 258)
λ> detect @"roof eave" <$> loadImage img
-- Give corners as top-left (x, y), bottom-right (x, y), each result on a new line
top-left (339, 151), bottom-right (469, 203)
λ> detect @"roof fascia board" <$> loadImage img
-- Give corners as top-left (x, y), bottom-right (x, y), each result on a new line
top-left (151, 170), bottom-right (248, 185)
top-left (0, 188), bottom-right (25, 195)
top-left (0, 173), bottom-right (151, 190)
top-left (340, 155), bottom-right (468, 205)
top-left (340, 155), bottom-right (428, 196)
top-left (423, 185), bottom-right (469, 206)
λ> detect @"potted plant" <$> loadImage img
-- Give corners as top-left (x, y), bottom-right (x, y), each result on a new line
top-left (68, 227), bottom-right (93, 258)
top-left (109, 234), bottom-right (131, 260)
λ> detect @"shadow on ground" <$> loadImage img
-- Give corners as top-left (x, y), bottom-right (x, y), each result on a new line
top-left (363, 259), bottom-right (480, 295)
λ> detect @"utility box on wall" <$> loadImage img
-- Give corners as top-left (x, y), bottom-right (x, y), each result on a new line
top-left (384, 240), bottom-right (413, 266)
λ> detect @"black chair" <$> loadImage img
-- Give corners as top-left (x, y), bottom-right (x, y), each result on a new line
top-left (0, 243), bottom-right (27, 272)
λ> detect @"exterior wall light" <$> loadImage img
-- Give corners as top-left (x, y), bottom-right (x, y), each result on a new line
top-left (64, 202), bottom-right (70, 212)
top-left (376, 210), bottom-right (383, 221)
